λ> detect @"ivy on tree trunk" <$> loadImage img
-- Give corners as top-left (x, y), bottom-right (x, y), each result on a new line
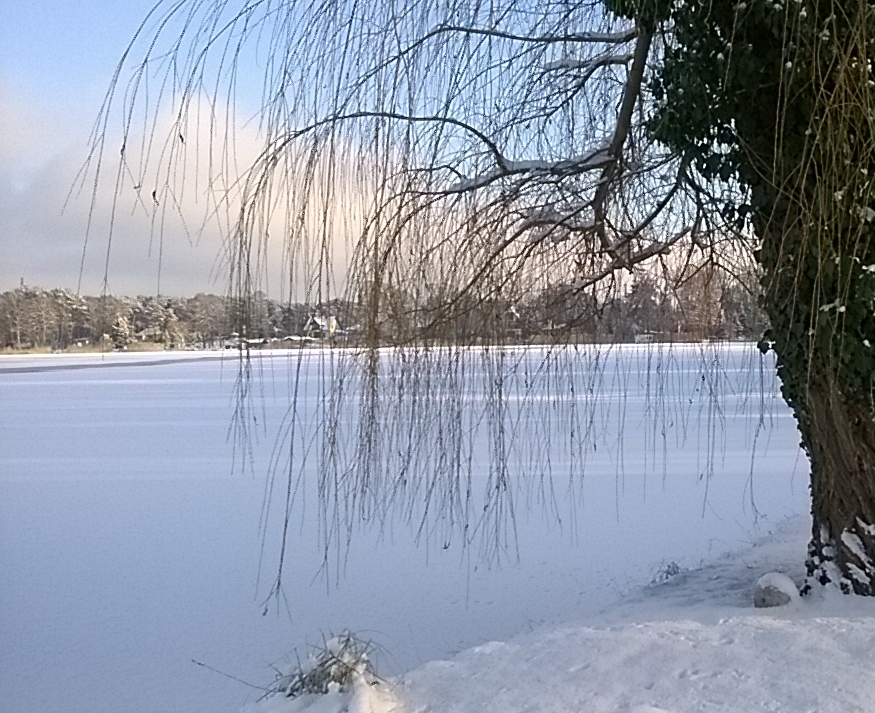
top-left (647, 0), bottom-right (875, 593)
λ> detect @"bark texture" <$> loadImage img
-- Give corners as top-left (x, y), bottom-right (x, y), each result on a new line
top-left (803, 378), bottom-right (875, 594)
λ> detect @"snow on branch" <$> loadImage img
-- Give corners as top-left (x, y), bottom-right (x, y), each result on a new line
top-left (364, 21), bottom-right (635, 94)
top-left (424, 24), bottom-right (637, 46)
top-left (447, 143), bottom-right (613, 192)
top-left (519, 208), bottom-right (597, 245)
top-left (543, 52), bottom-right (633, 73)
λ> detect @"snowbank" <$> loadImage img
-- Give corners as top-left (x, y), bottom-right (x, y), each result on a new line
top-left (254, 517), bottom-right (875, 713)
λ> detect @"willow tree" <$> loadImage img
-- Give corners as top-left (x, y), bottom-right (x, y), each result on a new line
top-left (89, 0), bottom-right (875, 593)
top-left (631, 0), bottom-right (875, 594)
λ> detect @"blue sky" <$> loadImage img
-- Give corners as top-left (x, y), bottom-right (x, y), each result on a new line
top-left (1, 1), bottom-right (152, 109)
top-left (0, 1), bottom-right (236, 296)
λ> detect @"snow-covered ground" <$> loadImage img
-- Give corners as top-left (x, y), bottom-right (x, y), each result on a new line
top-left (0, 344), bottom-right (813, 713)
top-left (254, 516), bottom-right (875, 713)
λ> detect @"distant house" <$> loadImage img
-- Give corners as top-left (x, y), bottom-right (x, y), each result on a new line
top-left (302, 314), bottom-right (339, 339)
top-left (135, 326), bottom-right (163, 342)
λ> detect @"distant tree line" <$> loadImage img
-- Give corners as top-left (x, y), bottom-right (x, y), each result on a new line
top-left (0, 288), bottom-right (228, 350)
top-left (0, 265), bottom-right (766, 351)
top-left (0, 287), bottom-right (356, 351)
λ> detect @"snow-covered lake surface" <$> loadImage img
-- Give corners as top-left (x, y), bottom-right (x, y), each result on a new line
top-left (0, 344), bottom-right (808, 713)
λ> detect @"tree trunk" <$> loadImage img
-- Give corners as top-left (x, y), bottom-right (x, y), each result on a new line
top-left (761, 211), bottom-right (875, 595)
top-left (802, 376), bottom-right (875, 594)
top-left (760, 195), bottom-right (875, 595)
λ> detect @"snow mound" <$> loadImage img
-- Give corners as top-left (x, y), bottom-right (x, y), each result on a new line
top-left (754, 571), bottom-right (800, 607)
top-left (249, 518), bottom-right (875, 713)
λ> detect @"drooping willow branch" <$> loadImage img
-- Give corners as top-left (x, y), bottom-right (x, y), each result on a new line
top-left (85, 0), bottom-right (764, 602)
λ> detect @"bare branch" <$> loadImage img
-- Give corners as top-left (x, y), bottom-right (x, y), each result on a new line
top-left (619, 153), bottom-right (693, 238)
top-left (85, 0), bottom-right (758, 594)
top-left (424, 24), bottom-right (637, 45)
top-left (266, 110), bottom-right (510, 173)
top-left (591, 25), bottom-right (655, 262)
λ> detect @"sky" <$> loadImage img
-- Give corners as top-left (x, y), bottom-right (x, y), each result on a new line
top-left (0, 1), bottom-right (252, 298)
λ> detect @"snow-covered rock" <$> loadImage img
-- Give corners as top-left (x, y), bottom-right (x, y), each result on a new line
top-left (753, 572), bottom-right (799, 608)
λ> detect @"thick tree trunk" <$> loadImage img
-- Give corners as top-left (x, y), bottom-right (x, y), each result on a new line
top-left (760, 198), bottom-right (875, 595)
top-left (802, 377), bottom-right (875, 594)
top-left (762, 221), bottom-right (875, 594)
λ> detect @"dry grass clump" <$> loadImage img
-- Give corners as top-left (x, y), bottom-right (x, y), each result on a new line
top-left (265, 631), bottom-right (382, 701)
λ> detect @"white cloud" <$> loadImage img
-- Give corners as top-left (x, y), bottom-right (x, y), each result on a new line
top-left (1, 81), bottom-right (364, 301)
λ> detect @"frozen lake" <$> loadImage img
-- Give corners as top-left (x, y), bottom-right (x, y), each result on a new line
top-left (0, 344), bottom-right (808, 713)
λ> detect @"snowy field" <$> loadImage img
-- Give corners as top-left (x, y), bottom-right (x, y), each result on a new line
top-left (0, 344), bottom-right (810, 713)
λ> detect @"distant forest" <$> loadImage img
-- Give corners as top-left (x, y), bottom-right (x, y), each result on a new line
top-left (0, 266), bottom-right (766, 351)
